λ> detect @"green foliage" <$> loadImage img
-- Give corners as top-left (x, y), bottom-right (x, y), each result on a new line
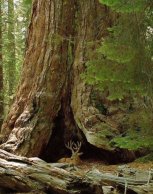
top-left (85, 51), bottom-right (148, 100)
top-left (22, 0), bottom-right (32, 19)
top-left (1, 0), bottom-right (31, 115)
top-left (84, 0), bottom-right (153, 151)
top-left (23, 0), bottom-right (32, 5)
top-left (110, 107), bottom-right (153, 150)
top-left (98, 40), bottom-right (135, 64)
top-left (136, 153), bottom-right (153, 162)
top-left (85, 0), bottom-right (153, 101)
top-left (110, 132), bottom-right (153, 150)
top-left (99, 0), bottom-right (147, 13)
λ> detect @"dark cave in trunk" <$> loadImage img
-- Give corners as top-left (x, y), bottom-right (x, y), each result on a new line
top-left (40, 108), bottom-right (136, 164)
top-left (81, 143), bottom-right (136, 164)
top-left (40, 110), bottom-right (66, 163)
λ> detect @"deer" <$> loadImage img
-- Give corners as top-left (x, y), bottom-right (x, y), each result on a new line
top-left (58, 140), bottom-right (83, 165)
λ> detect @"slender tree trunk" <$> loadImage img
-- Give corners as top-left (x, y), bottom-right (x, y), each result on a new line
top-left (0, 0), bottom-right (3, 127)
top-left (7, 0), bottom-right (16, 98)
top-left (0, 0), bottom-right (135, 162)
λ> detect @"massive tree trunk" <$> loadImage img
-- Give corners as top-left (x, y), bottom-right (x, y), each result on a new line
top-left (0, 0), bottom-right (135, 163)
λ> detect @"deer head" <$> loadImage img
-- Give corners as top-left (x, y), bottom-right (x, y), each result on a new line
top-left (58, 140), bottom-right (83, 165)
top-left (65, 140), bottom-right (83, 158)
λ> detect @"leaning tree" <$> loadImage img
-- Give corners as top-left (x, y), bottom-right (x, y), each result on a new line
top-left (0, 0), bottom-right (135, 163)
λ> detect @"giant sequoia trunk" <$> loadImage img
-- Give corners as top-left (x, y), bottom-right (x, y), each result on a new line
top-left (0, 0), bottom-right (135, 163)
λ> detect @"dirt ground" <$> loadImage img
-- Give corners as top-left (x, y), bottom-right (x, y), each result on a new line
top-left (78, 159), bottom-right (153, 174)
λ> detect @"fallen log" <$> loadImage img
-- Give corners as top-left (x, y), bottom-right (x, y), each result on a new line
top-left (86, 168), bottom-right (153, 185)
top-left (0, 149), bottom-right (102, 194)
top-left (0, 149), bottom-right (153, 194)
top-left (86, 169), bottom-right (153, 194)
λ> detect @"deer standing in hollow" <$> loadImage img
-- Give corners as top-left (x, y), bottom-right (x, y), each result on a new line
top-left (58, 140), bottom-right (83, 165)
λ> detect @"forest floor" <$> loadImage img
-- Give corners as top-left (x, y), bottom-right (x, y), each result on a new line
top-left (77, 159), bottom-right (153, 174)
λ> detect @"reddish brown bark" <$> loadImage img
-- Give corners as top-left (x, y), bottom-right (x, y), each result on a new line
top-left (0, 0), bottom-right (135, 162)
top-left (71, 1), bottom-right (116, 150)
top-left (0, 0), bottom-right (76, 156)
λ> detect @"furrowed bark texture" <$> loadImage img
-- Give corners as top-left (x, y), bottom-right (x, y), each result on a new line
top-left (1, 0), bottom-right (75, 156)
top-left (0, 0), bottom-right (134, 162)
top-left (71, 1), bottom-right (117, 150)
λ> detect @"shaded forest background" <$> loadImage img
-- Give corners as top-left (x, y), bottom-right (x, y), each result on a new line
top-left (0, 0), bottom-right (31, 122)
top-left (0, 0), bottom-right (152, 162)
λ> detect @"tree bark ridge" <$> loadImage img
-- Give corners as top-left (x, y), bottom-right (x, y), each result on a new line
top-left (0, 0), bottom-right (76, 157)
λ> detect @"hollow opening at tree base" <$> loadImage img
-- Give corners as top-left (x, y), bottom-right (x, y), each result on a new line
top-left (40, 119), bottom-right (137, 164)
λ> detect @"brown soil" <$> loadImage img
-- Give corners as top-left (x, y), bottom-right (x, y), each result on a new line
top-left (78, 159), bottom-right (153, 174)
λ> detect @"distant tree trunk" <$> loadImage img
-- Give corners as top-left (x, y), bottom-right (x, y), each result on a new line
top-left (0, 0), bottom-right (135, 163)
top-left (23, 0), bottom-right (32, 25)
top-left (0, 0), bottom-right (3, 127)
top-left (7, 0), bottom-right (16, 98)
